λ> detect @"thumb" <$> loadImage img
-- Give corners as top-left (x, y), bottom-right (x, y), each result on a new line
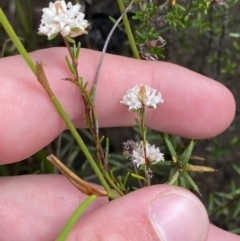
top-left (67, 185), bottom-right (209, 241)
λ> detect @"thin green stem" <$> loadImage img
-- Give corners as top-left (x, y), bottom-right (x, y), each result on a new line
top-left (50, 96), bottom-right (116, 197)
top-left (104, 172), bottom-right (125, 196)
top-left (141, 107), bottom-right (150, 186)
top-left (117, 0), bottom-right (140, 59)
top-left (56, 195), bottom-right (97, 241)
top-left (141, 107), bottom-right (147, 145)
top-left (0, 8), bottom-right (36, 74)
top-left (63, 38), bottom-right (79, 80)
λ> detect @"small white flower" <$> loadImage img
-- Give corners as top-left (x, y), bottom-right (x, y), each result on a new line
top-left (38, 0), bottom-right (89, 39)
top-left (120, 85), bottom-right (164, 110)
top-left (131, 141), bottom-right (164, 168)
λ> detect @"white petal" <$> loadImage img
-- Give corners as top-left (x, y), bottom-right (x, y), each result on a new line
top-left (38, 0), bottom-right (88, 38)
top-left (61, 25), bottom-right (71, 37)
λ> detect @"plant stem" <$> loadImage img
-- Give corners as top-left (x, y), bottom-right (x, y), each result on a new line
top-left (56, 195), bottom-right (97, 241)
top-left (63, 38), bottom-right (79, 80)
top-left (104, 172), bottom-right (125, 196)
top-left (50, 96), bottom-right (116, 197)
top-left (0, 8), bottom-right (36, 74)
top-left (140, 107), bottom-right (150, 186)
top-left (117, 0), bottom-right (140, 59)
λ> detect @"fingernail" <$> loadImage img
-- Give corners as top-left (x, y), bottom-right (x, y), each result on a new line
top-left (148, 192), bottom-right (207, 241)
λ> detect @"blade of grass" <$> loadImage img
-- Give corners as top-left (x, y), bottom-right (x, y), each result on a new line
top-left (117, 0), bottom-right (140, 59)
top-left (56, 195), bottom-right (97, 241)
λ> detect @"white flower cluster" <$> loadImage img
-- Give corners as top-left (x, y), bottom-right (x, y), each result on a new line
top-left (120, 85), bottom-right (164, 110)
top-left (38, 0), bottom-right (89, 39)
top-left (123, 140), bottom-right (164, 168)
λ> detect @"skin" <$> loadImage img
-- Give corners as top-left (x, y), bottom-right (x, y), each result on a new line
top-left (0, 48), bottom-right (238, 241)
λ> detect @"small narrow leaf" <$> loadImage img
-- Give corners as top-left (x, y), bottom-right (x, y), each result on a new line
top-left (90, 85), bottom-right (95, 99)
top-left (232, 164), bottom-right (240, 175)
top-left (123, 172), bottom-right (130, 187)
top-left (179, 140), bottom-right (195, 166)
top-left (109, 15), bottom-right (117, 24)
top-left (163, 133), bottom-right (177, 162)
top-left (185, 164), bottom-right (216, 172)
top-left (72, 43), bottom-right (77, 59)
top-left (207, 193), bottom-right (214, 214)
top-left (179, 174), bottom-right (187, 188)
top-left (167, 170), bottom-right (179, 185)
top-left (181, 172), bottom-right (201, 196)
top-left (47, 33), bottom-right (58, 40)
top-left (76, 41), bottom-right (81, 59)
top-left (232, 202), bottom-right (240, 219)
top-left (131, 173), bottom-right (145, 180)
top-left (117, 176), bottom-right (124, 190)
top-left (65, 36), bottom-right (75, 44)
top-left (65, 56), bottom-right (75, 74)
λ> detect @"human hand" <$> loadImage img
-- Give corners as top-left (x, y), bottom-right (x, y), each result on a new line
top-left (0, 48), bottom-right (238, 241)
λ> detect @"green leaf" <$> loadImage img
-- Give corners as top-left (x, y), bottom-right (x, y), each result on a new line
top-left (83, 81), bottom-right (89, 89)
top-left (76, 41), bottom-right (81, 59)
top-left (123, 172), bottom-right (130, 187)
top-left (230, 136), bottom-right (240, 145)
top-left (34, 149), bottom-right (54, 173)
top-left (14, 0), bottom-right (31, 36)
top-left (163, 133), bottom-right (177, 161)
top-left (179, 140), bottom-right (195, 166)
top-left (48, 33), bottom-right (58, 40)
top-left (181, 172), bottom-right (201, 195)
top-left (168, 170), bottom-right (179, 185)
top-left (232, 164), bottom-right (240, 176)
top-left (100, 136), bottom-right (105, 143)
top-left (65, 56), bottom-right (75, 74)
top-left (90, 85), bottom-right (95, 99)
top-left (230, 180), bottom-right (236, 192)
top-left (207, 193), bottom-right (214, 214)
top-left (117, 176), bottom-right (124, 190)
top-left (71, 41), bottom-right (81, 60)
top-left (131, 173), bottom-right (145, 180)
top-left (232, 202), bottom-right (240, 219)
top-left (65, 36), bottom-right (75, 44)
top-left (179, 174), bottom-right (187, 188)
top-left (109, 15), bottom-right (117, 24)
top-left (0, 8), bottom-right (36, 74)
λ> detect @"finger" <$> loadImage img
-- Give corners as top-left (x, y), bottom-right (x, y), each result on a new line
top-left (67, 184), bottom-right (209, 241)
top-left (207, 225), bottom-right (240, 241)
top-left (0, 48), bottom-right (235, 163)
top-left (0, 175), bottom-right (209, 241)
top-left (0, 174), bottom-right (108, 241)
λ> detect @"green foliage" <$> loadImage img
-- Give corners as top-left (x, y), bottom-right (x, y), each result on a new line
top-left (208, 164), bottom-right (240, 234)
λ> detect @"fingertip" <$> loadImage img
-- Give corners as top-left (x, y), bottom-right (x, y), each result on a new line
top-left (68, 185), bottom-right (209, 241)
top-left (148, 185), bottom-right (209, 241)
top-left (147, 62), bottom-right (236, 138)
